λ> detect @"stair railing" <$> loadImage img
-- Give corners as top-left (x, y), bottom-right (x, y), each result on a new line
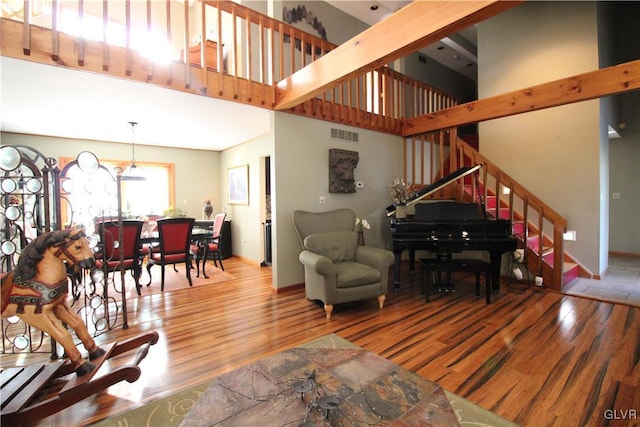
top-left (404, 132), bottom-right (568, 290)
top-left (456, 137), bottom-right (567, 290)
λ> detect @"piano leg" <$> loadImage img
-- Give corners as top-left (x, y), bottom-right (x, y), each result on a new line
top-left (393, 249), bottom-right (417, 290)
top-left (489, 251), bottom-right (503, 292)
top-left (409, 249), bottom-right (416, 273)
top-left (393, 252), bottom-right (402, 290)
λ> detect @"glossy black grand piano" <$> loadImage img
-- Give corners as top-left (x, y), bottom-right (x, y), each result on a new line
top-left (388, 165), bottom-right (518, 291)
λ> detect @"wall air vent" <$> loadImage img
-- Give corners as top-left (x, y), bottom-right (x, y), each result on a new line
top-left (330, 128), bottom-right (359, 142)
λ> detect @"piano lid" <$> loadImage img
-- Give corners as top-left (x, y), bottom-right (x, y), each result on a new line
top-left (386, 164), bottom-right (481, 217)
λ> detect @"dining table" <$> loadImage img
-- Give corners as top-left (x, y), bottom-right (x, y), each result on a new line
top-left (140, 227), bottom-right (214, 278)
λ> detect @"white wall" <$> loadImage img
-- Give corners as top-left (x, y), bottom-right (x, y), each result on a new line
top-left (478, 1), bottom-right (604, 275)
top-left (607, 2), bottom-right (640, 255)
top-left (271, 113), bottom-right (403, 289)
top-left (219, 127), bottom-right (274, 265)
top-left (609, 93), bottom-right (640, 254)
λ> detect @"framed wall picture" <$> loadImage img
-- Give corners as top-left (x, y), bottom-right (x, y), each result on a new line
top-left (228, 164), bottom-right (249, 205)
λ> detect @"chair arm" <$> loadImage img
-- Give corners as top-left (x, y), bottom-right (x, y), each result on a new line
top-left (355, 246), bottom-right (395, 271)
top-left (355, 246), bottom-right (394, 293)
top-left (298, 250), bottom-right (336, 276)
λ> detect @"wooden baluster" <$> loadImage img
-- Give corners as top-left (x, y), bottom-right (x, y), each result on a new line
top-left (274, 22), bottom-right (283, 106)
top-left (146, 0), bottom-right (152, 81)
top-left (259, 16), bottom-right (266, 104)
top-left (22, 0), bottom-right (31, 55)
top-left (77, 0), bottom-right (85, 66)
top-left (183, 0), bottom-right (190, 88)
top-left (232, 4), bottom-right (238, 99)
top-left (553, 220), bottom-right (565, 290)
top-left (125, 0), bottom-right (131, 75)
top-left (246, 8), bottom-right (252, 102)
top-left (52, 0), bottom-right (59, 61)
top-left (537, 206), bottom-right (544, 276)
top-left (102, 0), bottom-right (109, 71)
top-left (347, 79), bottom-right (352, 124)
top-left (438, 131), bottom-right (445, 186)
top-left (200, 0), bottom-right (207, 92)
top-left (289, 27), bottom-right (295, 80)
top-left (217, 1), bottom-right (223, 95)
top-left (165, 0), bottom-right (172, 85)
top-left (494, 172), bottom-right (501, 218)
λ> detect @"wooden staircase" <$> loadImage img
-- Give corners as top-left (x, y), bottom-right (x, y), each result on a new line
top-left (465, 178), bottom-right (582, 289)
top-left (406, 131), bottom-right (589, 291)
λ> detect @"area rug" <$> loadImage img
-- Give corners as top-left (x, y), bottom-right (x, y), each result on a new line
top-left (87, 263), bottom-right (236, 303)
top-left (91, 334), bottom-right (518, 427)
top-left (127, 264), bottom-right (236, 299)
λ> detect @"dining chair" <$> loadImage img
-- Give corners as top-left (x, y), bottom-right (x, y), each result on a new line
top-left (204, 212), bottom-right (227, 274)
top-left (95, 220), bottom-right (145, 295)
top-left (146, 217), bottom-right (195, 291)
top-left (190, 212), bottom-right (227, 277)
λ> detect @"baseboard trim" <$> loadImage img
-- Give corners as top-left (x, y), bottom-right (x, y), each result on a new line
top-left (610, 251), bottom-right (640, 259)
top-left (275, 283), bottom-right (304, 294)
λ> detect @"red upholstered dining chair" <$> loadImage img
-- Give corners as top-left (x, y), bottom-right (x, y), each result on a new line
top-left (146, 217), bottom-right (195, 291)
top-left (95, 220), bottom-right (145, 295)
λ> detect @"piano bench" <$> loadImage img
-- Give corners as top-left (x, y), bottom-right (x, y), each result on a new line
top-left (419, 258), bottom-right (492, 304)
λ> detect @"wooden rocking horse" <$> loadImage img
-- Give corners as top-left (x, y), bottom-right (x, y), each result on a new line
top-left (1, 228), bottom-right (104, 375)
top-left (1, 228), bottom-right (158, 425)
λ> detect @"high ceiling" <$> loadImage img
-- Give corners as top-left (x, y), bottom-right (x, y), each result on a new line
top-left (1, 1), bottom-right (477, 152)
top-left (325, 1), bottom-right (477, 80)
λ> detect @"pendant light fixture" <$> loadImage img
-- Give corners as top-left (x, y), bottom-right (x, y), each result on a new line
top-left (122, 121), bottom-right (146, 181)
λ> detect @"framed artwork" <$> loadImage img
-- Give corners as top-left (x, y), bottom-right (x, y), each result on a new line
top-left (228, 164), bottom-right (249, 205)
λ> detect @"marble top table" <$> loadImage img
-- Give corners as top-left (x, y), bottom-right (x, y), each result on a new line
top-left (180, 339), bottom-right (459, 426)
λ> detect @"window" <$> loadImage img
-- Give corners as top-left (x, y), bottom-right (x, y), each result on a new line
top-left (58, 8), bottom-right (173, 63)
top-left (59, 157), bottom-right (174, 233)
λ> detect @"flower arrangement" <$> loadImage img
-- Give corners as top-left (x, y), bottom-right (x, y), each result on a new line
top-left (388, 178), bottom-right (414, 204)
top-left (355, 218), bottom-right (370, 232)
top-left (162, 206), bottom-right (187, 218)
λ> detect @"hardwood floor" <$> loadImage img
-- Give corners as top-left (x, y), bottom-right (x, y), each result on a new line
top-left (2, 257), bottom-right (639, 427)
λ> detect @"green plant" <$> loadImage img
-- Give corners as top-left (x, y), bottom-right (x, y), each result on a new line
top-left (162, 206), bottom-right (188, 218)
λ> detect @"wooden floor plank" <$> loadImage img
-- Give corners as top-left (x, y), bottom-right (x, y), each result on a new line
top-left (1, 257), bottom-right (638, 427)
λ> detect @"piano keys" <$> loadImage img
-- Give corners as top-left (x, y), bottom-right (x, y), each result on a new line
top-left (389, 166), bottom-right (518, 291)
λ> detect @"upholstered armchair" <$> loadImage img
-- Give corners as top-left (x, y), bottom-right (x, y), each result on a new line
top-left (292, 209), bottom-right (394, 320)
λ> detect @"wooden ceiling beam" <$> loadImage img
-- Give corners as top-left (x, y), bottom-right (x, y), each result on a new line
top-left (274, 1), bottom-right (522, 111)
top-left (403, 59), bottom-right (640, 135)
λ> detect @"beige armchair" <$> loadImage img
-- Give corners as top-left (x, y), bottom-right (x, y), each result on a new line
top-left (293, 209), bottom-right (394, 320)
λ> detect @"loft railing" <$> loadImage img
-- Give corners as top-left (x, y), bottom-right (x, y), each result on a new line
top-left (1, 0), bottom-right (457, 134)
top-left (403, 131), bottom-right (569, 290)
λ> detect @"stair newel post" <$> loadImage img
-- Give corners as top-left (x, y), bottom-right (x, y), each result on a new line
top-left (537, 205), bottom-right (545, 282)
top-left (552, 223), bottom-right (565, 291)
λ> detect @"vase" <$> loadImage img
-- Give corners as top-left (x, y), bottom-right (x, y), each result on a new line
top-left (395, 203), bottom-right (407, 219)
top-left (203, 202), bottom-right (213, 220)
top-left (358, 230), bottom-right (365, 246)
